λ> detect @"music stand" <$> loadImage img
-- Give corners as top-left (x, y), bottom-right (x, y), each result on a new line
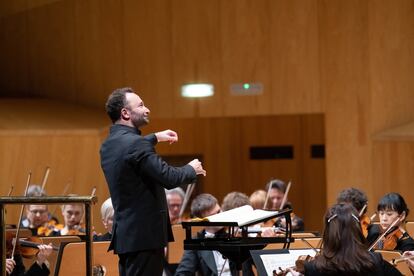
top-left (181, 208), bottom-right (294, 271)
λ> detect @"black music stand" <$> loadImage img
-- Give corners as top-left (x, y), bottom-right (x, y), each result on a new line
top-left (181, 208), bottom-right (294, 271)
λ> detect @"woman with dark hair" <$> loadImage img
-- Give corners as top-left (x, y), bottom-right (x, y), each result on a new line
top-left (367, 193), bottom-right (414, 252)
top-left (287, 203), bottom-right (401, 275)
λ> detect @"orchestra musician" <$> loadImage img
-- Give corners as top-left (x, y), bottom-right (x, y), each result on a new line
top-left (100, 87), bottom-right (206, 276)
top-left (166, 187), bottom-right (185, 224)
top-left (367, 193), bottom-right (414, 252)
top-left (93, 197), bottom-right (113, 241)
top-left (4, 241), bottom-right (53, 276)
top-left (21, 204), bottom-right (50, 236)
top-left (249, 189), bottom-right (267, 210)
top-left (221, 191), bottom-right (250, 212)
top-left (59, 198), bottom-right (85, 235)
top-left (285, 203), bottom-right (402, 276)
top-left (175, 193), bottom-right (253, 276)
top-left (336, 187), bottom-right (370, 237)
top-left (265, 179), bottom-right (304, 231)
top-left (20, 185), bottom-right (60, 236)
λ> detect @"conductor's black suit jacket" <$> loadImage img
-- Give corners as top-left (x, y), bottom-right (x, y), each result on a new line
top-left (100, 124), bottom-right (197, 254)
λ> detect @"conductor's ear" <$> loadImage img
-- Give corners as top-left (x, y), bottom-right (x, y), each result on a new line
top-left (121, 108), bottom-right (130, 120)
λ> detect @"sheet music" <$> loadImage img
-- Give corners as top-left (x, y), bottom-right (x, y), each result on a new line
top-left (260, 249), bottom-right (317, 276)
top-left (206, 205), bottom-right (279, 226)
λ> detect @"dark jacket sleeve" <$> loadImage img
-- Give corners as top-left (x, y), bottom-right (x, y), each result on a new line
top-left (175, 250), bottom-right (201, 275)
top-left (129, 138), bottom-right (197, 189)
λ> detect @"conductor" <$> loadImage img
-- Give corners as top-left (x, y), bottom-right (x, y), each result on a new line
top-left (100, 87), bottom-right (206, 275)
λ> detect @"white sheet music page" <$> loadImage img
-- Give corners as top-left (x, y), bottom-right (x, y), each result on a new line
top-left (205, 205), bottom-right (279, 227)
top-left (260, 249), bottom-right (317, 276)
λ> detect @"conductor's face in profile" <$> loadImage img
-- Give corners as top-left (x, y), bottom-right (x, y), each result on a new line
top-left (122, 93), bottom-right (151, 129)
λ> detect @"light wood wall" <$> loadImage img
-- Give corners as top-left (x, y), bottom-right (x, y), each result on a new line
top-left (1, 0), bottom-right (414, 226)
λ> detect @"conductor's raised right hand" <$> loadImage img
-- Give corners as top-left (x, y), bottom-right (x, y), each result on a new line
top-left (188, 159), bottom-right (206, 176)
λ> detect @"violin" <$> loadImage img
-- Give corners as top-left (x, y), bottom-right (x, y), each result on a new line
top-left (37, 219), bottom-right (64, 236)
top-left (379, 227), bottom-right (404, 251)
top-left (273, 255), bottom-right (314, 276)
top-left (6, 232), bottom-right (58, 259)
top-left (368, 216), bottom-right (404, 251)
top-left (61, 223), bottom-right (86, 235)
top-left (360, 214), bottom-right (371, 238)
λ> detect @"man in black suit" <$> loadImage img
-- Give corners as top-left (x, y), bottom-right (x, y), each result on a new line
top-left (100, 87), bottom-right (206, 276)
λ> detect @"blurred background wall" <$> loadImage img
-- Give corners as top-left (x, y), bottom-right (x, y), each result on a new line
top-left (1, 0), bottom-right (414, 233)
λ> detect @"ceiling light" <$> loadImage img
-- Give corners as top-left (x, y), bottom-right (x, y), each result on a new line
top-left (181, 83), bottom-right (214, 98)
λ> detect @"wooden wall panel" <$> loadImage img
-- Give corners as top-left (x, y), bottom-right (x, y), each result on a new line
top-left (369, 0), bottom-right (414, 132)
top-left (27, 1), bottom-right (76, 101)
top-left (1, 0), bottom-right (414, 232)
top-left (171, 0), bottom-right (221, 117)
top-left (122, 0), bottom-right (174, 118)
top-left (0, 10), bottom-right (29, 96)
top-left (220, 0), bottom-right (272, 116)
top-left (269, 0), bottom-right (321, 114)
top-left (319, 0), bottom-right (373, 205)
top-left (373, 141), bottom-right (414, 220)
top-left (73, 0), bottom-right (124, 106)
top-left (0, 0), bottom-right (323, 116)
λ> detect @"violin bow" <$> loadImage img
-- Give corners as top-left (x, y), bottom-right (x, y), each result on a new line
top-left (391, 254), bottom-right (414, 265)
top-left (49, 182), bottom-right (71, 219)
top-left (90, 186), bottom-right (97, 197)
top-left (263, 179), bottom-right (274, 210)
top-left (11, 172), bottom-right (32, 259)
top-left (40, 166), bottom-right (51, 191)
top-left (7, 185), bottom-right (14, 196)
top-left (279, 180), bottom-right (292, 211)
top-left (300, 238), bottom-right (320, 254)
top-left (370, 212), bottom-right (377, 221)
top-left (368, 216), bottom-right (403, 251)
top-left (179, 183), bottom-right (195, 218)
top-left (359, 203), bottom-right (368, 217)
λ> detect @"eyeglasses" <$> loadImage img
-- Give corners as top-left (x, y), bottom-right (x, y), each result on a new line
top-left (168, 204), bottom-right (182, 209)
top-left (29, 209), bottom-right (48, 215)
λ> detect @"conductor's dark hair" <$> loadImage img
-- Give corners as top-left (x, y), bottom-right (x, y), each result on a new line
top-left (105, 87), bottom-right (135, 123)
top-left (377, 192), bottom-right (409, 217)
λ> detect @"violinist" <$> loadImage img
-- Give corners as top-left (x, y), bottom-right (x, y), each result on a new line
top-left (59, 199), bottom-right (85, 235)
top-left (265, 179), bottom-right (304, 231)
top-left (166, 187), bottom-right (185, 224)
top-left (367, 193), bottom-right (414, 252)
top-left (221, 191), bottom-right (250, 212)
top-left (93, 197), bottom-right (113, 241)
top-left (21, 205), bottom-right (50, 236)
top-left (336, 187), bottom-right (370, 237)
top-left (249, 189), bottom-right (267, 210)
top-left (21, 185), bottom-right (59, 236)
top-left (3, 233), bottom-right (53, 276)
top-left (286, 203), bottom-right (402, 276)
